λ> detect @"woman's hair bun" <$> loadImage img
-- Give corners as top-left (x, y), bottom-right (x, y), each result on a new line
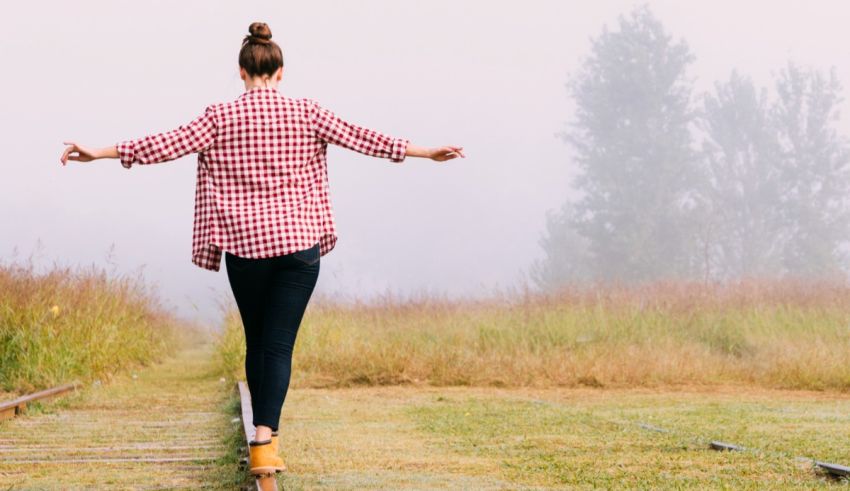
top-left (248, 22), bottom-right (272, 41)
top-left (239, 21), bottom-right (283, 76)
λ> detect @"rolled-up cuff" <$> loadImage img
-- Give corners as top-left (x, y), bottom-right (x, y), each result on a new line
top-left (389, 138), bottom-right (409, 163)
top-left (116, 141), bottom-right (136, 169)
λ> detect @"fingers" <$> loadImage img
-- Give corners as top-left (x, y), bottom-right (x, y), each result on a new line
top-left (60, 146), bottom-right (74, 165)
top-left (435, 152), bottom-right (459, 162)
top-left (60, 142), bottom-right (81, 165)
top-left (444, 145), bottom-right (465, 158)
top-left (434, 145), bottom-right (464, 162)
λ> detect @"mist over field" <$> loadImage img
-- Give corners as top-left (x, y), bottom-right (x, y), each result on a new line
top-left (4, 0), bottom-right (850, 324)
top-left (6, 3), bottom-right (850, 488)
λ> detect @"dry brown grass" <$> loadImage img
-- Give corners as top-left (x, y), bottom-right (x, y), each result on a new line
top-left (217, 278), bottom-right (850, 391)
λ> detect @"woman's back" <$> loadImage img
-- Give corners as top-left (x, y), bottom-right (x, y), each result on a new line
top-left (193, 86), bottom-right (408, 270)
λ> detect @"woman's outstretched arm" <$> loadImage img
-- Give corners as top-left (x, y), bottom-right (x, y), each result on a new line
top-left (60, 106), bottom-right (217, 167)
top-left (61, 135), bottom-right (465, 165)
top-left (404, 143), bottom-right (466, 161)
top-left (309, 100), bottom-right (464, 163)
top-left (60, 143), bottom-right (118, 165)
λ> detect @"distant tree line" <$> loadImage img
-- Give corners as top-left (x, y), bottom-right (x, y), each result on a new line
top-left (532, 5), bottom-right (850, 289)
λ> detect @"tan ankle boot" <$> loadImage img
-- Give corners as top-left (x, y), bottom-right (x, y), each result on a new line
top-left (270, 431), bottom-right (286, 471)
top-left (248, 439), bottom-right (286, 475)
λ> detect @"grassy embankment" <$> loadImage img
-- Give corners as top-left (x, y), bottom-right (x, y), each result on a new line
top-left (214, 278), bottom-right (850, 489)
top-left (0, 259), bottom-right (191, 395)
top-left (216, 278), bottom-right (850, 391)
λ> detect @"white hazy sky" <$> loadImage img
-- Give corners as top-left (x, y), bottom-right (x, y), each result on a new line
top-left (3, 1), bottom-right (850, 326)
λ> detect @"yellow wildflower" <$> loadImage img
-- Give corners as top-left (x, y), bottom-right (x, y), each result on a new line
top-left (49, 305), bottom-right (60, 318)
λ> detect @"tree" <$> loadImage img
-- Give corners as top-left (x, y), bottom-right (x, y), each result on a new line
top-left (541, 5), bottom-right (700, 285)
top-left (772, 63), bottom-right (850, 276)
top-left (530, 201), bottom-right (591, 290)
top-left (697, 71), bottom-right (785, 279)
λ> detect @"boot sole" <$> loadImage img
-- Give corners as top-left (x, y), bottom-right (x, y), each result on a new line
top-left (250, 465), bottom-right (286, 475)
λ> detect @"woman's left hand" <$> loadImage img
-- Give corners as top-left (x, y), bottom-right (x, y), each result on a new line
top-left (60, 141), bottom-right (100, 165)
top-left (428, 145), bottom-right (466, 162)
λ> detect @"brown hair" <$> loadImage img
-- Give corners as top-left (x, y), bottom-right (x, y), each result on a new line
top-left (239, 22), bottom-right (284, 78)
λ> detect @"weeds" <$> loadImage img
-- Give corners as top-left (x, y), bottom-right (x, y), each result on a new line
top-left (0, 259), bottom-right (191, 393)
top-left (215, 278), bottom-right (850, 390)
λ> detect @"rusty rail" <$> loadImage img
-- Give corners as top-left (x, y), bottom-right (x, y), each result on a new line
top-left (236, 381), bottom-right (278, 491)
top-left (531, 398), bottom-right (849, 482)
top-left (708, 437), bottom-right (849, 479)
top-left (703, 432), bottom-right (848, 479)
top-left (815, 461), bottom-right (850, 479)
top-left (0, 382), bottom-right (80, 421)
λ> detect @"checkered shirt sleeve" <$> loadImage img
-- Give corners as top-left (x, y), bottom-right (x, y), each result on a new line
top-left (309, 100), bottom-right (409, 163)
top-left (113, 88), bottom-right (412, 273)
top-left (116, 106), bottom-right (217, 168)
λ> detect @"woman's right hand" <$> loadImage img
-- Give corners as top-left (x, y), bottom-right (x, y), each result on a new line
top-left (405, 143), bottom-right (465, 162)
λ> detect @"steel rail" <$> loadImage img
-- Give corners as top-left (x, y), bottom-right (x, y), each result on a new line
top-left (527, 397), bottom-right (849, 482)
top-left (0, 382), bottom-right (80, 421)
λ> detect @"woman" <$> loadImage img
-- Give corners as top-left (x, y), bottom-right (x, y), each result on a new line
top-left (59, 21), bottom-right (464, 475)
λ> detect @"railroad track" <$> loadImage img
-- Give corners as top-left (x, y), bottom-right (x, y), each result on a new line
top-left (529, 398), bottom-right (850, 482)
top-left (708, 439), bottom-right (850, 479)
top-left (0, 348), bottom-right (230, 489)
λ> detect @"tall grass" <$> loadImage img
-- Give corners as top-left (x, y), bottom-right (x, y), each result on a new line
top-left (0, 260), bottom-right (188, 393)
top-left (214, 307), bottom-right (247, 380)
top-left (216, 278), bottom-right (850, 390)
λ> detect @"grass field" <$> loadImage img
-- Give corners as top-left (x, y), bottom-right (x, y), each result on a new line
top-left (6, 276), bottom-right (849, 488)
top-left (217, 278), bottom-right (850, 391)
top-left (267, 386), bottom-right (850, 489)
top-left (5, 348), bottom-right (848, 490)
top-left (212, 278), bottom-right (850, 488)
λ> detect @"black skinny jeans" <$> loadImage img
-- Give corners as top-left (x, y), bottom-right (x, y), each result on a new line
top-left (224, 241), bottom-right (320, 431)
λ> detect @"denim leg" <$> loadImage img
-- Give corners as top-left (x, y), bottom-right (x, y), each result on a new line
top-left (252, 256), bottom-right (320, 430)
top-left (224, 253), bottom-right (274, 423)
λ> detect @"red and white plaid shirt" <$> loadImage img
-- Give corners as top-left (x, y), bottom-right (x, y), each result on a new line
top-left (117, 86), bottom-right (409, 271)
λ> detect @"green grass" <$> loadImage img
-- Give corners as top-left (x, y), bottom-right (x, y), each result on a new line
top-left (256, 386), bottom-right (850, 489)
top-left (210, 391), bottom-right (251, 489)
top-left (214, 307), bottom-right (246, 380)
top-left (408, 392), bottom-right (850, 489)
top-left (0, 258), bottom-right (194, 393)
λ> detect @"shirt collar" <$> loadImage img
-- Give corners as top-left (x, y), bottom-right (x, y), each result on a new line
top-left (239, 86), bottom-right (280, 99)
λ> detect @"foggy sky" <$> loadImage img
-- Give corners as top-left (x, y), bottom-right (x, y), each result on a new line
top-left (3, 1), bottom-right (850, 326)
